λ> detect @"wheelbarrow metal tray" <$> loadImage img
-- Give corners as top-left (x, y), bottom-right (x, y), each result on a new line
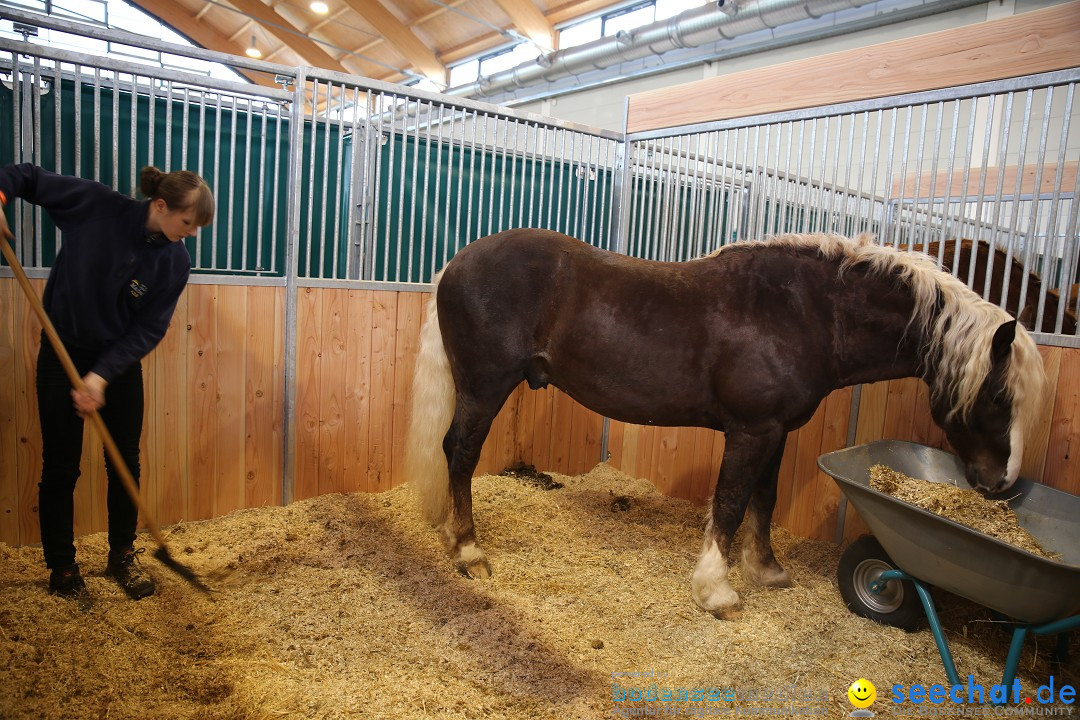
top-left (817, 440), bottom-right (1080, 625)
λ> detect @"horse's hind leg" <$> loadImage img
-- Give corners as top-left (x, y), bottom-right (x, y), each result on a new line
top-left (441, 386), bottom-right (515, 578)
top-left (692, 426), bottom-right (784, 619)
top-left (740, 442), bottom-right (792, 588)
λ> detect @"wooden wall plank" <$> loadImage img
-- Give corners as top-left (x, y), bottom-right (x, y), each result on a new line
top-left (531, 386), bottom-right (556, 472)
top-left (1044, 347), bottom-right (1080, 494)
top-left (15, 279), bottom-right (44, 546)
top-left (788, 401), bottom-right (829, 539)
top-left (187, 284), bottom-right (218, 521)
top-left (612, 420), bottom-right (639, 479)
top-left (626, 2), bottom-right (1080, 132)
top-left (391, 292), bottom-right (422, 489)
top-left (548, 389), bottom-right (575, 474)
top-left (688, 427), bottom-right (716, 504)
top-left (245, 286), bottom-right (283, 508)
top-left (568, 401), bottom-right (602, 476)
top-left (215, 285), bottom-right (247, 517)
top-left (155, 290), bottom-right (190, 526)
top-left (1023, 346), bottom-right (1063, 482)
top-left (343, 289), bottom-right (374, 494)
top-left (512, 382), bottom-right (534, 468)
top-left (319, 288), bottom-right (347, 497)
top-left (0, 281), bottom-right (18, 545)
top-left (808, 388), bottom-right (852, 542)
top-left (366, 291), bottom-right (398, 492)
top-left (294, 287), bottom-right (322, 501)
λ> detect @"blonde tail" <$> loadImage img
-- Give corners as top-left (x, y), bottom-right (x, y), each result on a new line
top-left (406, 274), bottom-right (456, 527)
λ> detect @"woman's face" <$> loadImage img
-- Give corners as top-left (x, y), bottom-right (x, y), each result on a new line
top-left (152, 197), bottom-right (200, 243)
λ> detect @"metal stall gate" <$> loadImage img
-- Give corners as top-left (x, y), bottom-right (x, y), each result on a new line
top-left (621, 69), bottom-right (1080, 345)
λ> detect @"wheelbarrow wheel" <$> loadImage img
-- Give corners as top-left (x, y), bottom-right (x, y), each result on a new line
top-left (838, 535), bottom-right (923, 631)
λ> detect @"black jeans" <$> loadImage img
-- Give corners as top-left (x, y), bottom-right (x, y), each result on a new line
top-left (36, 333), bottom-right (144, 569)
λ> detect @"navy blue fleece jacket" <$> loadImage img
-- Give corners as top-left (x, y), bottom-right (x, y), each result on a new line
top-left (0, 164), bottom-right (191, 383)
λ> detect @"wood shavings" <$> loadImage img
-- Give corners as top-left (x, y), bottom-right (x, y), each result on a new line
top-left (0, 463), bottom-right (1074, 719)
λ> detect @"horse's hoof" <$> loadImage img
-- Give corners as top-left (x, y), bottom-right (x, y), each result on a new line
top-left (691, 579), bottom-right (741, 618)
top-left (743, 562), bottom-right (792, 588)
top-left (458, 558), bottom-right (493, 579)
top-left (741, 548), bottom-right (792, 587)
top-left (709, 606), bottom-right (742, 621)
top-left (454, 542), bottom-right (492, 579)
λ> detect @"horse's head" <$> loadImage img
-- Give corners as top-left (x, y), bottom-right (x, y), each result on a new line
top-left (930, 320), bottom-right (1024, 495)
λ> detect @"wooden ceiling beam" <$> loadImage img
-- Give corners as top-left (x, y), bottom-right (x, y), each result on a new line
top-left (490, 0), bottom-right (553, 51)
top-left (127, 0), bottom-right (284, 89)
top-left (339, 0), bottom-right (446, 82)
top-left (224, 0), bottom-right (352, 73)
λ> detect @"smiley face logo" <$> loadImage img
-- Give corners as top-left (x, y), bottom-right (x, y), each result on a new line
top-left (847, 678), bottom-right (876, 709)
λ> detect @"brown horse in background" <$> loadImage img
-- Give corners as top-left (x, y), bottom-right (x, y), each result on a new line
top-left (908, 239), bottom-right (1078, 335)
top-left (407, 229), bottom-right (1047, 619)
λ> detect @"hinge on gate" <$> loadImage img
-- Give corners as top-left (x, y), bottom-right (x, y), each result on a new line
top-left (275, 74), bottom-right (294, 89)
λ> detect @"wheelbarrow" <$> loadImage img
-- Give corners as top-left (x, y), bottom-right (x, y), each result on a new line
top-left (817, 440), bottom-right (1080, 689)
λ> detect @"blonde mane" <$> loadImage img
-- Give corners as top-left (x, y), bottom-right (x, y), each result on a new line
top-left (713, 233), bottom-right (1046, 434)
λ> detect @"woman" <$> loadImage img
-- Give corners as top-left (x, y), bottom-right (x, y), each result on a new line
top-left (0, 164), bottom-right (214, 604)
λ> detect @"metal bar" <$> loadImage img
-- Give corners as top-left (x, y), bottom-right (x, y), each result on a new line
top-left (408, 97), bottom-right (423, 282)
top-left (227, 86), bottom-right (239, 272)
top-left (281, 67), bottom-right (307, 507)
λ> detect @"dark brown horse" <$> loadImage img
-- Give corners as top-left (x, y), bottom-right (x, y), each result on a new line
top-left (908, 239), bottom-right (1078, 335)
top-left (407, 229), bottom-right (1047, 618)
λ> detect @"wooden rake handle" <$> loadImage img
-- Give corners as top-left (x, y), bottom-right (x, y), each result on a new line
top-left (0, 234), bottom-right (169, 548)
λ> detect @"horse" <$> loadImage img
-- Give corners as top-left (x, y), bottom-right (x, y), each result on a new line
top-left (406, 229), bottom-right (1047, 618)
top-left (906, 238), bottom-right (1078, 335)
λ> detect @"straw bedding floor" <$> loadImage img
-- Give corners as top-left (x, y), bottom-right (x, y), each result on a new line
top-left (0, 463), bottom-right (1076, 719)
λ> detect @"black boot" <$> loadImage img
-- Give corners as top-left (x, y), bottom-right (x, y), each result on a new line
top-left (49, 563), bottom-right (92, 610)
top-left (106, 547), bottom-right (156, 600)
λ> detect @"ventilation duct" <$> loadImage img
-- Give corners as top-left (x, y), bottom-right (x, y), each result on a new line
top-left (451, 0), bottom-right (983, 101)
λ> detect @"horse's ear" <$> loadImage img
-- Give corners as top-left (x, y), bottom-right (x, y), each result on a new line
top-left (991, 320), bottom-right (1017, 365)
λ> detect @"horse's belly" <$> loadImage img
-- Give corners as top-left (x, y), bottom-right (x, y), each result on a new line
top-left (551, 377), bottom-right (718, 430)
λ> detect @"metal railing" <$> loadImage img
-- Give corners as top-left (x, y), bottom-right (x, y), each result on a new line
top-left (624, 69), bottom-right (1080, 343)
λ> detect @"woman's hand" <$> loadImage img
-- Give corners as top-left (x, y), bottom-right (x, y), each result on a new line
top-left (72, 372), bottom-right (107, 416)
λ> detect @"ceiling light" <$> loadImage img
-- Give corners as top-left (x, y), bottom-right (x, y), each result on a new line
top-left (245, 34), bottom-right (262, 59)
top-left (310, 1), bottom-right (330, 14)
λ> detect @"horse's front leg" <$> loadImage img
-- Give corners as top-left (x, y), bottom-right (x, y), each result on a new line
top-left (740, 440), bottom-right (792, 588)
top-left (692, 426), bottom-right (785, 618)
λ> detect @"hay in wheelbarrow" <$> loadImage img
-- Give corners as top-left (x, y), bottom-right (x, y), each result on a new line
top-left (869, 464), bottom-right (1056, 560)
top-left (1, 463), bottom-right (1076, 719)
